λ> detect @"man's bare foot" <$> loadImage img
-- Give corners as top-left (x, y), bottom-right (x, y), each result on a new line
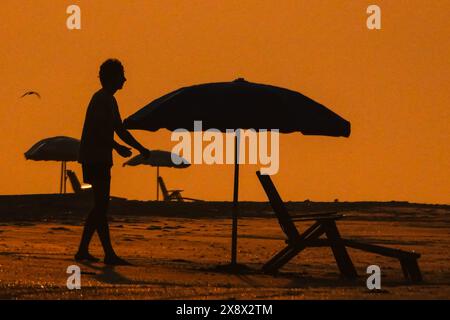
top-left (75, 252), bottom-right (100, 262)
top-left (104, 255), bottom-right (132, 266)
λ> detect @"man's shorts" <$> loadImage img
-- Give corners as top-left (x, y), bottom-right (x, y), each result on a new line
top-left (82, 163), bottom-right (112, 184)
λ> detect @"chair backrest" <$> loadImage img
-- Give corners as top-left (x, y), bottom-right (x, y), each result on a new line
top-left (66, 170), bottom-right (82, 194)
top-left (256, 171), bottom-right (300, 242)
top-left (157, 176), bottom-right (170, 200)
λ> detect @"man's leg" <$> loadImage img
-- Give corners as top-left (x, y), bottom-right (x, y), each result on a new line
top-left (94, 174), bottom-right (116, 257)
top-left (93, 167), bottom-right (131, 265)
top-left (76, 165), bottom-right (130, 265)
top-left (75, 176), bottom-right (104, 261)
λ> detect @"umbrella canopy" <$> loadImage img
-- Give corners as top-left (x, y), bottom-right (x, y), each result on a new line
top-left (123, 78), bottom-right (351, 271)
top-left (24, 136), bottom-right (80, 162)
top-left (122, 150), bottom-right (190, 168)
top-left (24, 136), bottom-right (80, 193)
top-left (124, 78), bottom-right (350, 137)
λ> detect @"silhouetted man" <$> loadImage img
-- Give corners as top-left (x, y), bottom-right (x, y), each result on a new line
top-left (76, 59), bottom-right (150, 265)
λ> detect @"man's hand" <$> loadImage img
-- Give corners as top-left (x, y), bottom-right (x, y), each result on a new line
top-left (139, 147), bottom-right (151, 159)
top-left (115, 144), bottom-right (132, 158)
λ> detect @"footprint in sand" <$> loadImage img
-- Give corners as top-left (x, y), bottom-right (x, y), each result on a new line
top-left (122, 234), bottom-right (146, 242)
top-left (162, 225), bottom-right (184, 230)
top-left (49, 227), bottom-right (72, 232)
top-left (147, 225), bottom-right (162, 230)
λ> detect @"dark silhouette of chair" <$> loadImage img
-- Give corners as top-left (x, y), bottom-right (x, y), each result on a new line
top-left (157, 176), bottom-right (203, 202)
top-left (256, 171), bottom-right (422, 282)
top-left (66, 170), bottom-right (92, 194)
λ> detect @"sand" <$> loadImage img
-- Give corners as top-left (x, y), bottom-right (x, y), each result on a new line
top-left (0, 196), bottom-right (449, 299)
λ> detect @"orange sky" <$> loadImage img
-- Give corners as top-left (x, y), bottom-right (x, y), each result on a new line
top-left (0, 0), bottom-right (449, 203)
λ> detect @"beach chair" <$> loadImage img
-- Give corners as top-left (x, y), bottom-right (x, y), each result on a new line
top-left (256, 171), bottom-right (422, 282)
top-left (66, 170), bottom-right (92, 194)
top-left (157, 176), bottom-right (203, 202)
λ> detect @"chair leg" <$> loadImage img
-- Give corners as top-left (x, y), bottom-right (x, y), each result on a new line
top-left (263, 244), bottom-right (296, 273)
top-left (171, 191), bottom-right (183, 202)
top-left (400, 259), bottom-right (410, 280)
top-left (400, 257), bottom-right (423, 283)
top-left (322, 221), bottom-right (358, 279)
top-left (168, 192), bottom-right (179, 201)
top-left (409, 258), bottom-right (423, 282)
top-left (263, 222), bottom-right (324, 273)
top-left (269, 244), bottom-right (311, 273)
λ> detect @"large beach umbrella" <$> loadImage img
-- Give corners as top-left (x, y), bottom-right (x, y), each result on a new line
top-left (123, 78), bottom-right (351, 270)
top-left (24, 136), bottom-right (80, 194)
top-left (122, 150), bottom-right (190, 200)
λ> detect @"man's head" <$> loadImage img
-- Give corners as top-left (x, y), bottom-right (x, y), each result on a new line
top-left (99, 59), bottom-right (126, 91)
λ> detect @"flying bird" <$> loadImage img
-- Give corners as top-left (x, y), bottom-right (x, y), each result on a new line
top-left (20, 91), bottom-right (41, 99)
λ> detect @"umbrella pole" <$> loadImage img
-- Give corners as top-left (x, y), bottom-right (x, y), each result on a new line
top-left (63, 161), bottom-right (67, 194)
top-left (231, 132), bottom-right (240, 266)
top-left (156, 166), bottom-right (160, 201)
top-left (59, 161), bottom-right (63, 194)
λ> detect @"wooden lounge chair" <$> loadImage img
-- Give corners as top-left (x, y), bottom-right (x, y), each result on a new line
top-left (66, 170), bottom-right (92, 195)
top-left (157, 176), bottom-right (203, 202)
top-left (256, 171), bottom-right (422, 282)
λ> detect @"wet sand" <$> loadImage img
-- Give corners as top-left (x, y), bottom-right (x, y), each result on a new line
top-left (0, 197), bottom-right (449, 299)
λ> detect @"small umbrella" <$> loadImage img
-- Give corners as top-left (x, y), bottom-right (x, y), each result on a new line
top-left (122, 150), bottom-right (190, 200)
top-left (124, 78), bottom-right (351, 271)
top-left (24, 136), bottom-right (80, 194)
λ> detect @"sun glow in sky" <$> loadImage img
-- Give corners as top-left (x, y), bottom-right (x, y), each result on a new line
top-left (0, 0), bottom-right (449, 203)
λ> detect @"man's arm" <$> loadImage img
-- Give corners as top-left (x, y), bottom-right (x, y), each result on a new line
top-left (113, 140), bottom-right (122, 150)
top-left (113, 140), bottom-right (129, 151)
top-left (113, 139), bottom-right (132, 158)
top-left (112, 100), bottom-right (149, 154)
